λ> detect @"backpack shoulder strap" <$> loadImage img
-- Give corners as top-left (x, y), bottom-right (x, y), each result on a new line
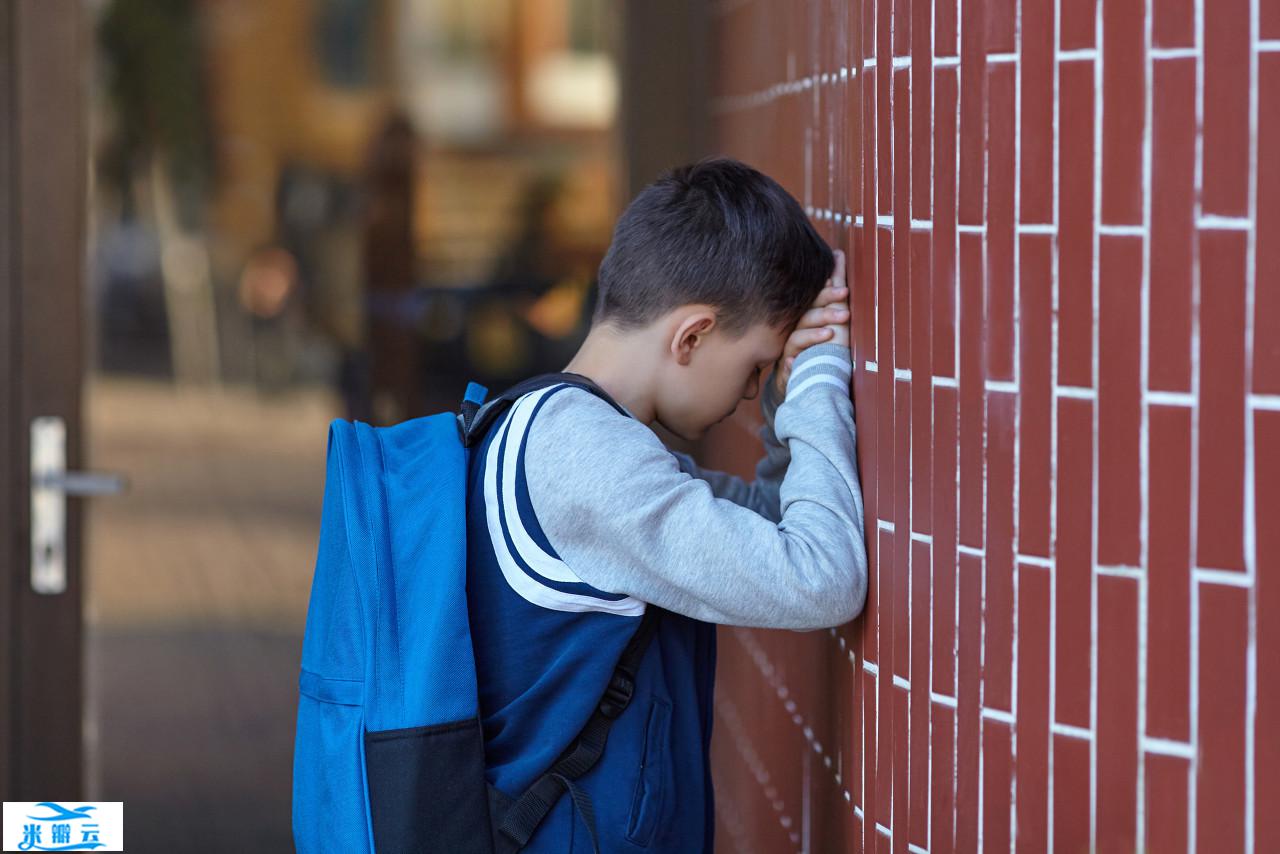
top-left (456, 370), bottom-right (632, 448)
top-left (491, 603), bottom-right (664, 854)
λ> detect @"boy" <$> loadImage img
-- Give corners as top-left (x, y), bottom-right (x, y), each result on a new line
top-left (465, 156), bottom-right (867, 853)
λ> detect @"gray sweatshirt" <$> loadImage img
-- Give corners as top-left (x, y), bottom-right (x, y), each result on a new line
top-left (521, 340), bottom-right (868, 631)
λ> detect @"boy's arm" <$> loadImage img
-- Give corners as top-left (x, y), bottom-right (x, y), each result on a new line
top-left (666, 360), bottom-right (789, 523)
top-left (523, 340), bottom-right (866, 631)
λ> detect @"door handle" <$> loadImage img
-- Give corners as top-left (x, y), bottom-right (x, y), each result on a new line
top-left (31, 416), bottom-right (129, 594)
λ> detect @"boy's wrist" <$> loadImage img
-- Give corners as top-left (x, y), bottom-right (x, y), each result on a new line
top-left (793, 341), bottom-right (853, 369)
top-left (770, 341), bottom-right (852, 401)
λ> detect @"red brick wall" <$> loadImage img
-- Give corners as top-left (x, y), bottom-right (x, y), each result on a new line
top-left (704, 1), bottom-right (1276, 851)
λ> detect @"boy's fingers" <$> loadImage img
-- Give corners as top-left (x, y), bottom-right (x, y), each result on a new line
top-left (818, 283), bottom-right (848, 306)
top-left (830, 248), bottom-right (846, 288)
top-left (785, 328), bottom-right (836, 359)
top-left (796, 300), bottom-right (849, 329)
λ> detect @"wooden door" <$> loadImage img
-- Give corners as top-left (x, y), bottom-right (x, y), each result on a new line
top-left (1, 0), bottom-right (91, 799)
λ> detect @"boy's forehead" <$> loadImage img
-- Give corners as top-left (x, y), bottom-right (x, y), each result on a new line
top-left (755, 322), bottom-right (790, 357)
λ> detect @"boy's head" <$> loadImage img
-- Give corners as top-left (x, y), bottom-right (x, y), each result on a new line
top-left (585, 156), bottom-right (835, 440)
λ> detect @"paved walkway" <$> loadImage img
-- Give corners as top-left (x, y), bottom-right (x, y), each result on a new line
top-left (84, 375), bottom-right (338, 853)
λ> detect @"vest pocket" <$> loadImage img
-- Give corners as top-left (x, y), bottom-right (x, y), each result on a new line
top-left (625, 695), bottom-right (672, 847)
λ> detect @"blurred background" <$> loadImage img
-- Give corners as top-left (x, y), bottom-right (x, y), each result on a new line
top-left (10, 0), bottom-right (1269, 851)
top-left (1, 0), bottom-right (710, 849)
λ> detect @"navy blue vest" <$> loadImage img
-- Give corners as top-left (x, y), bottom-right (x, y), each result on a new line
top-left (465, 381), bottom-right (718, 852)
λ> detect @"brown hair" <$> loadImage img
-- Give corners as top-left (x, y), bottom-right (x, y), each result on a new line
top-left (591, 156), bottom-right (835, 339)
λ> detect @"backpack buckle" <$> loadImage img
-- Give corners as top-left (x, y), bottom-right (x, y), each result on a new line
top-left (597, 672), bottom-right (634, 720)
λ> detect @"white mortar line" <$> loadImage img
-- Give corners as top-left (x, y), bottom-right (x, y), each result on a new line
top-left (1189, 0), bottom-right (1204, 842)
top-left (1243, 3), bottom-right (1260, 851)
top-left (1090, 2), bottom-right (1102, 845)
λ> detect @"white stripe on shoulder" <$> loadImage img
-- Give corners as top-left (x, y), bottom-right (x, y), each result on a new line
top-left (482, 384), bottom-right (646, 616)
top-left (498, 386), bottom-right (581, 582)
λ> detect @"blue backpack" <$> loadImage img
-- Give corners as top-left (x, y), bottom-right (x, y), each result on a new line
top-left (291, 372), bottom-right (664, 854)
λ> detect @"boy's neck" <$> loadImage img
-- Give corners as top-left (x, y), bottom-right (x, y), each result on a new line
top-left (562, 325), bottom-right (656, 424)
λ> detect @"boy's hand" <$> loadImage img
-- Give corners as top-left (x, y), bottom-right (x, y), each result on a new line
top-left (771, 248), bottom-right (850, 398)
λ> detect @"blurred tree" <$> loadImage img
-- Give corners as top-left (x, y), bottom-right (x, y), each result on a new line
top-left (97, 0), bottom-right (213, 229)
top-left (97, 0), bottom-right (221, 384)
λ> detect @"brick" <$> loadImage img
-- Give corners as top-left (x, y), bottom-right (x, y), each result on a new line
top-left (859, 378), bottom-right (879, 660)
top-left (1096, 575), bottom-right (1139, 852)
top-left (1052, 734), bottom-right (1091, 853)
top-left (877, 552), bottom-right (895, 820)
top-left (815, 82), bottom-right (830, 213)
top-left (987, 62), bottom-right (1016, 382)
top-left (877, 0), bottom-right (893, 216)
top-left (984, 0), bottom-right (1013, 51)
top-left (1258, 55), bottom-right (1280, 395)
top-left (1150, 57), bottom-right (1196, 393)
top-left (870, 676), bottom-right (880, 850)
top-left (1146, 405), bottom-right (1192, 742)
top-left (932, 69), bottom-right (959, 378)
top-left (854, 227), bottom-right (875, 369)
top-left (894, 68), bottom-right (912, 368)
top-left (1060, 0), bottom-right (1097, 50)
top-left (1257, 411), bottom-right (1280, 853)
top-left (1055, 397), bottom-right (1094, 728)
top-left (1098, 235), bottom-right (1144, 567)
top-left (1018, 235), bottom-right (1054, 557)
top-left (958, 233), bottom-right (986, 548)
top-left (1020, 0), bottom-right (1055, 223)
top-left (955, 552), bottom-right (983, 853)
top-left (852, 653), bottom-right (867, 808)
top-left (864, 36), bottom-right (879, 285)
top-left (1202, 0), bottom-right (1251, 216)
top-left (1259, 0), bottom-right (1280, 38)
top-left (911, 231), bottom-right (933, 531)
top-left (935, 0), bottom-right (958, 58)
top-left (909, 540), bottom-right (932, 847)
top-left (878, 233), bottom-right (897, 519)
top-left (1196, 583), bottom-right (1248, 854)
top-left (984, 391), bottom-right (1016, 710)
top-left (1058, 60), bottom-right (1096, 389)
top-left (1153, 0), bottom-right (1194, 47)
top-left (1196, 229), bottom-right (1247, 572)
top-left (982, 720), bottom-right (1012, 852)
top-left (932, 385), bottom-right (959, 695)
top-left (931, 703), bottom-right (956, 853)
top-left (1101, 0), bottom-right (1146, 224)
top-left (895, 382), bottom-right (912, 678)
top-left (1267, 1), bottom-right (1280, 40)
top-left (893, 0), bottom-right (909, 56)
top-left (911, 0), bottom-right (933, 217)
top-left (893, 682), bottom-right (909, 848)
top-left (827, 0), bottom-right (843, 81)
top-left (958, 0), bottom-right (986, 225)
top-left (1144, 754), bottom-right (1190, 852)
top-left (1015, 562), bottom-right (1051, 852)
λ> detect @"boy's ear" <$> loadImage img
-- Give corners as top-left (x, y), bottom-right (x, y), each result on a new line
top-left (670, 309), bottom-right (718, 364)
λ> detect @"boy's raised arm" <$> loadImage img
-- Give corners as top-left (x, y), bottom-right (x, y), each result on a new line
top-left (522, 340), bottom-right (867, 631)
top-left (666, 358), bottom-right (791, 523)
